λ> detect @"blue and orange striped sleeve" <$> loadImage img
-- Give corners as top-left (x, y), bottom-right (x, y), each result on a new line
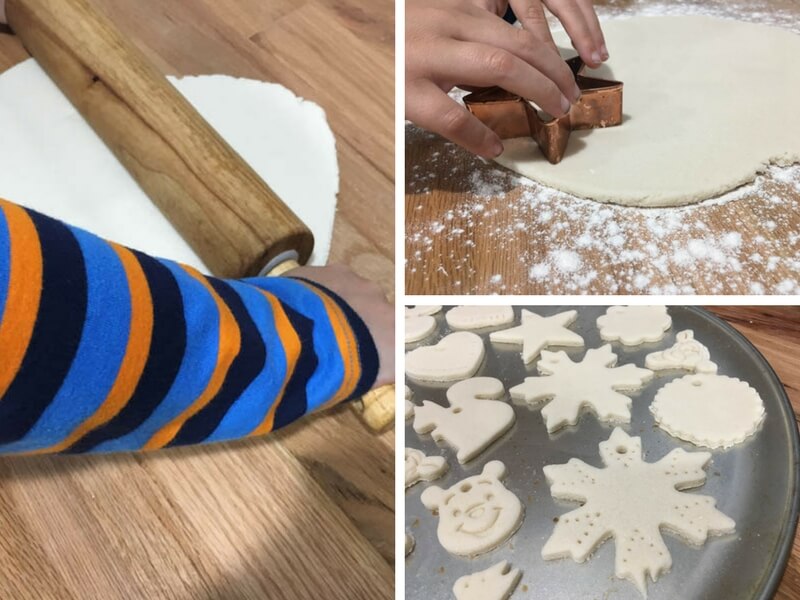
top-left (0, 198), bottom-right (380, 454)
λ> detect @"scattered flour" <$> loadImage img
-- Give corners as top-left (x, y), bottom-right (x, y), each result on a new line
top-left (405, 2), bottom-right (800, 295)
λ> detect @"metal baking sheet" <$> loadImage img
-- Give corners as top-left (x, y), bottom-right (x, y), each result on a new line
top-left (405, 306), bottom-right (799, 600)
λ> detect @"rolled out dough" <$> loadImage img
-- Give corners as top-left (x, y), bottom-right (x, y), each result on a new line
top-left (0, 59), bottom-right (338, 270)
top-left (495, 16), bottom-right (800, 207)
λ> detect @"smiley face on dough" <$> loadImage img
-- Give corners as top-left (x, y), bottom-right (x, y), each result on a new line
top-left (421, 461), bottom-right (523, 557)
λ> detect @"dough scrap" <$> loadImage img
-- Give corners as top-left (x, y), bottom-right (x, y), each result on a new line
top-left (645, 330), bottom-right (717, 374)
top-left (405, 385), bottom-right (415, 420)
top-left (650, 373), bottom-right (765, 449)
top-left (422, 461), bottom-right (523, 557)
top-left (495, 16), bottom-right (800, 207)
top-left (0, 60), bottom-right (338, 269)
top-left (597, 306), bottom-right (671, 345)
top-left (405, 332), bottom-right (485, 382)
top-left (542, 427), bottom-right (735, 597)
top-left (406, 532), bottom-right (415, 556)
top-left (490, 309), bottom-right (584, 364)
top-left (405, 306), bottom-right (442, 344)
top-left (453, 561), bottom-right (521, 600)
top-left (446, 306), bottom-right (515, 330)
top-left (405, 448), bottom-right (448, 488)
top-left (413, 378), bottom-right (514, 463)
top-left (510, 345), bottom-right (653, 432)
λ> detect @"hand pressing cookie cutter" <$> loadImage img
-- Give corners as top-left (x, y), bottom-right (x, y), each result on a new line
top-left (463, 57), bottom-right (623, 164)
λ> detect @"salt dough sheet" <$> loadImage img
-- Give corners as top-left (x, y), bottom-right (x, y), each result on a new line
top-left (495, 16), bottom-right (800, 207)
top-left (0, 59), bottom-right (338, 270)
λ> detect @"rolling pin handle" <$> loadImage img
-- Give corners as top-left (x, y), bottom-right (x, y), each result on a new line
top-left (259, 250), bottom-right (301, 277)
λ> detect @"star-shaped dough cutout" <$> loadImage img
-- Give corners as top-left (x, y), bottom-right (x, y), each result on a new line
top-left (489, 309), bottom-right (584, 363)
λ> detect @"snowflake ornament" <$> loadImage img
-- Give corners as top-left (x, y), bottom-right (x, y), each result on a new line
top-left (542, 428), bottom-right (736, 597)
top-left (509, 345), bottom-right (653, 432)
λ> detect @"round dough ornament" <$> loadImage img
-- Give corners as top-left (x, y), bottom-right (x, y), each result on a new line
top-left (650, 373), bottom-right (765, 449)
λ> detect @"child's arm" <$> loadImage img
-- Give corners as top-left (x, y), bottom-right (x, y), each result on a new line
top-left (0, 198), bottom-right (389, 454)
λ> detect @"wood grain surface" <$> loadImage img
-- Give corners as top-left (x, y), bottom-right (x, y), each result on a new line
top-left (405, 1), bottom-right (800, 296)
top-left (706, 306), bottom-right (800, 599)
top-left (0, 0), bottom-right (394, 598)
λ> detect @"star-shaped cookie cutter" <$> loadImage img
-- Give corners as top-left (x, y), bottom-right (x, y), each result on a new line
top-left (463, 57), bottom-right (623, 164)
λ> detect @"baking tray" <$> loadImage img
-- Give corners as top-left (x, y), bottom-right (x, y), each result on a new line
top-left (405, 306), bottom-right (800, 600)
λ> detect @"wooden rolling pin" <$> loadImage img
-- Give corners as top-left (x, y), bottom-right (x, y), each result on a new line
top-left (6, 0), bottom-right (394, 432)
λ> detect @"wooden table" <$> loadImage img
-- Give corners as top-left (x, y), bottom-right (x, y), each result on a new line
top-left (405, 1), bottom-right (800, 296)
top-left (706, 307), bottom-right (800, 599)
top-left (0, 1), bottom-right (394, 598)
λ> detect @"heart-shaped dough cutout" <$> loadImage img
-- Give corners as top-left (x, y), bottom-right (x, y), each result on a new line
top-left (405, 332), bottom-right (485, 382)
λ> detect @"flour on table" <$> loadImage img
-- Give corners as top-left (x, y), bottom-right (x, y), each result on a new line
top-left (453, 561), bottom-right (521, 600)
top-left (446, 306), bottom-right (515, 330)
top-left (0, 60), bottom-right (338, 271)
top-left (542, 428), bottom-right (735, 597)
top-left (405, 386), bottom-right (415, 420)
top-left (406, 332), bottom-right (485, 382)
top-left (645, 330), bottom-right (717, 374)
top-left (597, 306), bottom-right (671, 345)
top-left (489, 309), bottom-right (584, 363)
top-left (413, 377), bottom-right (514, 463)
top-left (421, 461), bottom-right (523, 557)
top-left (405, 448), bottom-right (448, 488)
top-left (650, 373), bottom-right (766, 449)
top-left (510, 345), bottom-right (653, 432)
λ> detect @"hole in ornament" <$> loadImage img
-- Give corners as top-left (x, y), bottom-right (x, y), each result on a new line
top-left (452, 407), bottom-right (462, 414)
top-left (616, 446), bottom-right (627, 454)
top-left (460, 483), bottom-right (472, 492)
top-left (692, 380), bottom-right (702, 387)
top-left (453, 509), bottom-right (461, 517)
top-left (486, 494), bottom-right (494, 501)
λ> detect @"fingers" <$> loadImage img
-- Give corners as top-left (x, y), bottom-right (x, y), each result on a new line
top-left (576, 0), bottom-right (607, 60)
top-left (543, 0), bottom-right (604, 67)
top-left (431, 40), bottom-right (573, 118)
top-left (508, 0), bottom-right (556, 51)
top-left (406, 79), bottom-right (504, 158)
top-left (451, 12), bottom-right (579, 102)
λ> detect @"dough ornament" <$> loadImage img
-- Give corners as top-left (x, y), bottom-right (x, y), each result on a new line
top-left (413, 378), bottom-right (515, 463)
top-left (422, 461), bottom-right (523, 557)
top-left (510, 345), bottom-right (653, 432)
top-left (542, 428), bottom-right (735, 597)
top-left (645, 330), bottom-right (717, 374)
top-left (405, 448), bottom-right (448, 488)
top-left (650, 373), bottom-right (765, 449)
top-left (405, 331), bottom-right (484, 382)
top-left (452, 561), bottom-right (521, 600)
top-left (446, 306), bottom-right (515, 330)
top-left (490, 309), bottom-right (584, 364)
top-left (597, 306), bottom-right (672, 345)
top-left (406, 532), bottom-right (415, 556)
top-left (405, 305), bottom-right (442, 343)
top-left (405, 385), bottom-right (415, 420)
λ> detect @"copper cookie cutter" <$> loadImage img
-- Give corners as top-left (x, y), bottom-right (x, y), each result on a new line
top-left (463, 56), bottom-right (623, 164)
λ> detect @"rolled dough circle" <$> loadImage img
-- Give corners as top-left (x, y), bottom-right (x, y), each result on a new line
top-left (0, 60), bottom-right (338, 270)
top-left (495, 16), bottom-right (800, 207)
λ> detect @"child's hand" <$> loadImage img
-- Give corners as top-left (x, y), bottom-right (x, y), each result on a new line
top-left (285, 264), bottom-right (395, 390)
top-left (406, 0), bottom-right (606, 158)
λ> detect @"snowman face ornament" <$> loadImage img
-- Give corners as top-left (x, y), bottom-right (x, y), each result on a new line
top-left (421, 461), bottom-right (523, 556)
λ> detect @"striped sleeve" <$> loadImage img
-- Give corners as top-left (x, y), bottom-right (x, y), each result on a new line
top-left (0, 199), bottom-right (380, 454)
